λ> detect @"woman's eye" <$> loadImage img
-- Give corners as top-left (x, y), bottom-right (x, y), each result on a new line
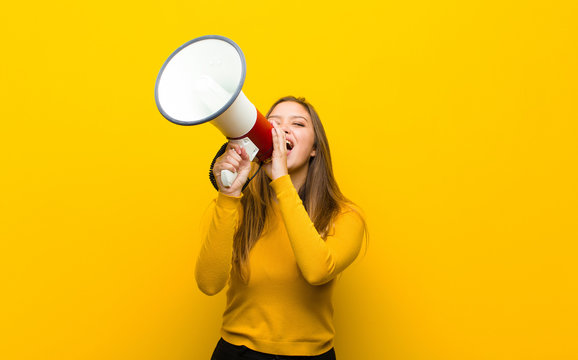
top-left (293, 123), bottom-right (305, 127)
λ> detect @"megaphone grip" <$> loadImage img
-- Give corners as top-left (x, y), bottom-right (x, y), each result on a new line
top-left (221, 170), bottom-right (237, 188)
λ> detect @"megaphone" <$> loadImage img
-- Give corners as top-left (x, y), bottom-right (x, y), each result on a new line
top-left (154, 35), bottom-right (273, 187)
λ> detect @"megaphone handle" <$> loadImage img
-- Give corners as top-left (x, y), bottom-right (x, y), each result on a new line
top-left (207, 142), bottom-right (242, 189)
top-left (219, 137), bottom-right (259, 188)
top-left (220, 169), bottom-right (238, 188)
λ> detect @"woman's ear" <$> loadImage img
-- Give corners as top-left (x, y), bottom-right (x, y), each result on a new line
top-left (310, 147), bottom-right (316, 157)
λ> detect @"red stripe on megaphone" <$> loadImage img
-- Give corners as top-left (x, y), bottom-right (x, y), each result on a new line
top-left (229, 110), bottom-right (274, 162)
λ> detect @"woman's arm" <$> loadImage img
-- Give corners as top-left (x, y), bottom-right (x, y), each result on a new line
top-left (270, 175), bottom-right (365, 286)
top-left (194, 192), bottom-right (242, 295)
top-left (195, 142), bottom-right (250, 295)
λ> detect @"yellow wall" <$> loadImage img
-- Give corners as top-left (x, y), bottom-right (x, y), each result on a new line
top-left (1, 1), bottom-right (577, 359)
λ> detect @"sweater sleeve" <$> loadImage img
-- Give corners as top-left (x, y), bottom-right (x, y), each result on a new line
top-left (194, 192), bottom-right (242, 296)
top-left (270, 175), bottom-right (365, 286)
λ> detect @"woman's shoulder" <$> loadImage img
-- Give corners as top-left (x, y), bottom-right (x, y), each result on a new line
top-left (337, 201), bottom-right (366, 224)
top-left (325, 201), bottom-right (367, 240)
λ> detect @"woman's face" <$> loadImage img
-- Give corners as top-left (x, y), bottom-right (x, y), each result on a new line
top-left (267, 101), bottom-right (316, 174)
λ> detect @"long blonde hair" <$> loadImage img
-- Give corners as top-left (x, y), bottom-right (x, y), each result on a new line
top-left (232, 96), bottom-right (367, 283)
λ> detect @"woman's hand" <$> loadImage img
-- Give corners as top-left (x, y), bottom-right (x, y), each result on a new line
top-left (212, 143), bottom-right (252, 197)
top-left (264, 120), bottom-right (289, 181)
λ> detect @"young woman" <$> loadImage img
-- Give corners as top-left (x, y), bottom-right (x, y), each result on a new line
top-left (195, 96), bottom-right (367, 360)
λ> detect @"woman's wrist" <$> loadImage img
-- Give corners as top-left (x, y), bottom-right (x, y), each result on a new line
top-left (216, 190), bottom-right (243, 210)
top-left (219, 189), bottom-right (242, 198)
top-left (269, 174), bottom-right (292, 193)
top-left (272, 172), bottom-right (288, 181)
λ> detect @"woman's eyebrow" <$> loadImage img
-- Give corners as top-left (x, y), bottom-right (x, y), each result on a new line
top-left (267, 115), bottom-right (310, 122)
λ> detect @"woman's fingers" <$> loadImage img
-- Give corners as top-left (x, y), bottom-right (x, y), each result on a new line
top-left (274, 123), bottom-right (282, 151)
top-left (218, 162), bottom-right (238, 174)
top-left (269, 121), bottom-right (278, 153)
top-left (222, 146), bottom-right (243, 167)
top-left (229, 143), bottom-right (242, 156)
top-left (213, 147), bottom-right (240, 175)
top-left (228, 145), bottom-right (242, 160)
top-left (266, 120), bottom-right (288, 180)
top-left (211, 141), bottom-right (255, 195)
top-left (239, 146), bottom-right (249, 161)
top-left (278, 126), bottom-right (286, 150)
top-left (270, 122), bottom-right (287, 157)
top-left (222, 154), bottom-right (240, 170)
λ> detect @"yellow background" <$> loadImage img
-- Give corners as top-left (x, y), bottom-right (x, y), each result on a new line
top-left (1, 1), bottom-right (577, 359)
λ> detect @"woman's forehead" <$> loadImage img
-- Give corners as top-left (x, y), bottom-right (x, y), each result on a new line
top-left (269, 101), bottom-right (310, 119)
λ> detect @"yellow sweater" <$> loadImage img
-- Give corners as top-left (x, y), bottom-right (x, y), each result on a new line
top-left (195, 175), bottom-right (365, 356)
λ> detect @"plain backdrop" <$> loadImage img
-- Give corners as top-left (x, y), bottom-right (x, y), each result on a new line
top-left (1, 1), bottom-right (577, 359)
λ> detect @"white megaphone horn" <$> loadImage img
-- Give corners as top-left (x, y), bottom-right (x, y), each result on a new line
top-left (154, 35), bottom-right (273, 188)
